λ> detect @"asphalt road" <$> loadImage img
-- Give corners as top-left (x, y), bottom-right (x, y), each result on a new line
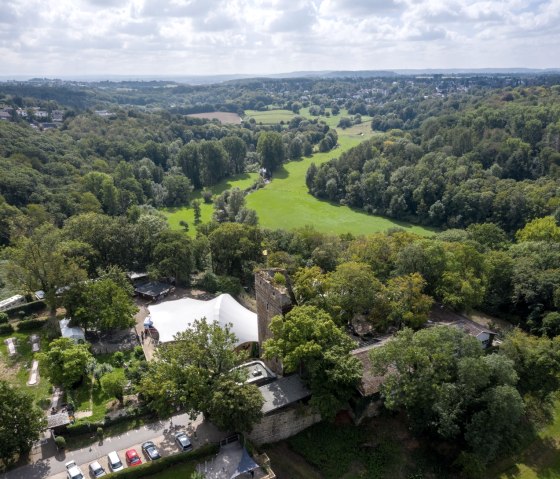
top-left (2, 413), bottom-right (225, 479)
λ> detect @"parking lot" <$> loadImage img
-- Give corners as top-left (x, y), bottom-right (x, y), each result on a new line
top-left (2, 413), bottom-right (225, 479)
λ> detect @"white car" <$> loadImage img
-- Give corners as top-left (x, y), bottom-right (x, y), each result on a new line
top-left (107, 451), bottom-right (125, 472)
top-left (89, 460), bottom-right (106, 477)
top-left (65, 460), bottom-right (84, 479)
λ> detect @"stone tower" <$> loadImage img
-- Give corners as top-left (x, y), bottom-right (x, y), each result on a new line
top-left (255, 269), bottom-right (295, 373)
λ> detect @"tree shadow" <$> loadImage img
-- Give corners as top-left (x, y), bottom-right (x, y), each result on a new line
top-left (272, 165), bottom-right (290, 180)
top-left (498, 436), bottom-right (560, 479)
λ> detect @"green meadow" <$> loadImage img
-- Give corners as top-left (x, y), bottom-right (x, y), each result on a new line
top-left (163, 124), bottom-right (434, 237)
top-left (244, 107), bottom-right (372, 128)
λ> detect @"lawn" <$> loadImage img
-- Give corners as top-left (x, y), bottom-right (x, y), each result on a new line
top-left (163, 172), bottom-right (259, 234)
top-left (245, 133), bottom-right (435, 236)
top-left (491, 401), bottom-right (560, 479)
top-left (69, 349), bottom-right (138, 424)
top-left (163, 129), bottom-right (435, 237)
top-left (0, 330), bottom-right (52, 408)
top-left (244, 109), bottom-right (296, 124)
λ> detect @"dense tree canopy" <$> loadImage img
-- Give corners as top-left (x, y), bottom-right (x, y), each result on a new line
top-left (264, 305), bottom-right (362, 417)
top-left (0, 381), bottom-right (46, 469)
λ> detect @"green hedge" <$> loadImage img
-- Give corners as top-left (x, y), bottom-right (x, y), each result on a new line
top-left (6, 301), bottom-right (46, 318)
top-left (0, 323), bottom-right (15, 335)
top-left (17, 318), bottom-right (48, 331)
top-left (104, 444), bottom-right (218, 478)
top-left (66, 409), bottom-right (154, 437)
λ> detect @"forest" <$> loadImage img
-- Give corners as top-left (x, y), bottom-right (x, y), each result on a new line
top-left (2, 74), bottom-right (560, 476)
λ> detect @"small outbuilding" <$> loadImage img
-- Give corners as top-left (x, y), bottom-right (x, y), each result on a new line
top-left (134, 281), bottom-right (173, 300)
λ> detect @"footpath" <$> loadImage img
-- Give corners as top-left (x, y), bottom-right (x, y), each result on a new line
top-left (1, 413), bottom-right (225, 479)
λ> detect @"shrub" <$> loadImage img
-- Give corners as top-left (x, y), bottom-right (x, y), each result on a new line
top-left (201, 188), bottom-right (213, 204)
top-left (55, 436), bottom-right (66, 449)
top-left (6, 301), bottom-right (46, 319)
top-left (17, 318), bottom-right (47, 331)
top-left (273, 272), bottom-right (286, 286)
top-left (196, 272), bottom-right (241, 295)
top-left (112, 351), bottom-right (125, 367)
top-left (134, 346), bottom-right (145, 360)
top-left (0, 312), bottom-right (8, 324)
top-left (0, 323), bottom-right (14, 335)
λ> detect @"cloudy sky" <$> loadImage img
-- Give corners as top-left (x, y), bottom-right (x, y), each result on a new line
top-left (1, 0), bottom-right (559, 76)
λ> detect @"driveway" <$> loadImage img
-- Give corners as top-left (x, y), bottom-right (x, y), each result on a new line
top-left (2, 413), bottom-right (225, 479)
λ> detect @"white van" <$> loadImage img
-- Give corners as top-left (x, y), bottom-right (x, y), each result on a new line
top-left (0, 294), bottom-right (26, 312)
top-left (107, 451), bottom-right (124, 472)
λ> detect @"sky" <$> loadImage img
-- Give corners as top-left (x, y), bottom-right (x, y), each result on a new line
top-left (1, 0), bottom-right (559, 77)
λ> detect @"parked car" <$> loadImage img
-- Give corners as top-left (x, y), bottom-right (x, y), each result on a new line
top-left (175, 431), bottom-right (193, 452)
top-left (107, 451), bottom-right (124, 472)
top-left (141, 441), bottom-right (161, 461)
top-left (125, 449), bottom-right (142, 467)
top-left (88, 461), bottom-right (106, 477)
top-left (65, 460), bottom-right (84, 479)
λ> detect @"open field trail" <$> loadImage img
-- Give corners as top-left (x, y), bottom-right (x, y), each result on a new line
top-left (165, 124), bottom-right (434, 237)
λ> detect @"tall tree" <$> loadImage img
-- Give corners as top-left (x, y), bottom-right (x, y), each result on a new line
top-left (140, 319), bottom-right (262, 431)
top-left (37, 338), bottom-right (93, 388)
top-left (149, 230), bottom-right (194, 286)
top-left (257, 131), bottom-right (285, 173)
top-left (64, 278), bottom-right (137, 332)
top-left (0, 381), bottom-right (46, 469)
top-left (370, 327), bottom-right (525, 468)
top-left (6, 224), bottom-right (89, 312)
top-left (264, 305), bottom-right (362, 417)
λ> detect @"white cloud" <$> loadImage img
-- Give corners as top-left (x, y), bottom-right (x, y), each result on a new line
top-left (0, 0), bottom-right (558, 76)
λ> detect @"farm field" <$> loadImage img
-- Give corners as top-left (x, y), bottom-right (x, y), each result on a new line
top-left (186, 111), bottom-right (242, 124)
top-left (244, 107), bottom-right (372, 128)
top-left (164, 128), bottom-right (434, 237)
top-left (244, 109), bottom-right (296, 124)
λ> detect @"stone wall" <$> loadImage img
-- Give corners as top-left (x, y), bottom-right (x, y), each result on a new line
top-left (248, 406), bottom-right (321, 445)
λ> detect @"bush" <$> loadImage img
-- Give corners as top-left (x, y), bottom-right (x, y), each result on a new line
top-left (134, 346), bottom-right (145, 360)
top-left (0, 312), bottom-right (8, 324)
top-left (6, 301), bottom-right (46, 319)
top-left (0, 323), bottom-right (14, 335)
top-left (55, 436), bottom-right (66, 449)
top-left (273, 272), bottom-right (286, 286)
top-left (112, 351), bottom-right (125, 367)
top-left (17, 318), bottom-right (47, 331)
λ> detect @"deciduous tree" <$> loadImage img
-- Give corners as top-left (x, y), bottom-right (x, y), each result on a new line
top-left (0, 381), bottom-right (46, 469)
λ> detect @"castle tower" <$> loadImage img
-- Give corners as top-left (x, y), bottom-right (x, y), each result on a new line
top-left (255, 269), bottom-right (295, 374)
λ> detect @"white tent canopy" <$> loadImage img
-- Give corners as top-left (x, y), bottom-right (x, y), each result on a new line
top-left (148, 294), bottom-right (258, 346)
top-left (59, 318), bottom-right (86, 343)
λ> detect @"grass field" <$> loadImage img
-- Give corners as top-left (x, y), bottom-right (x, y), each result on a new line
top-left (491, 402), bottom-right (560, 479)
top-left (244, 109), bottom-right (296, 124)
top-left (245, 139), bottom-right (434, 236)
top-left (164, 119), bottom-right (434, 237)
top-left (244, 107), bottom-right (372, 129)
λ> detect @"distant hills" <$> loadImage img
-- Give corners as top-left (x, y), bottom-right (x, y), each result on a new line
top-left (1, 68), bottom-right (559, 85)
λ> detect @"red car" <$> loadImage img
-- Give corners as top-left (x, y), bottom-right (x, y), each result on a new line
top-left (125, 449), bottom-right (142, 467)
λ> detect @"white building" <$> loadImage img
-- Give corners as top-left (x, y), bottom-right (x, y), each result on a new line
top-left (148, 294), bottom-right (258, 347)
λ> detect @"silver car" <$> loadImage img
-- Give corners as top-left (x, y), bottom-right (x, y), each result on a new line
top-left (175, 432), bottom-right (193, 452)
top-left (88, 461), bottom-right (106, 477)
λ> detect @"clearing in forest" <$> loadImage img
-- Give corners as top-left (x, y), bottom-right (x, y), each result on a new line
top-left (163, 127), bottom-right (434, 237)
